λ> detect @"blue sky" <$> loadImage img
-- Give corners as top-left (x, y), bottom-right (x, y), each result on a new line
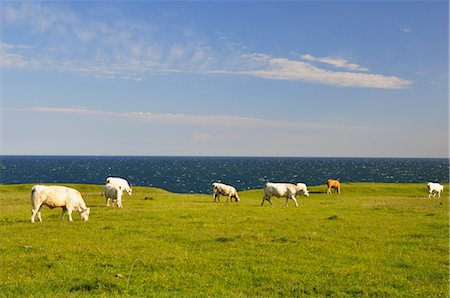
top-left (1, 1), bottom-right (448, 157)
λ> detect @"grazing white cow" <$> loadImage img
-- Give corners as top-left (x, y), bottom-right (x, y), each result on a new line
top-left (31, 185), bottom-right (90, 223)
top-left (103, 183), bottom-right (123, 208)
top-left (262, 182), bottom-right (309, 207)
top-left (427, 182), bottom-right (444, 198)
top-left (105, 177), bottom-right (132, 196)
top-left (212, 182), bottom-right (240, 202)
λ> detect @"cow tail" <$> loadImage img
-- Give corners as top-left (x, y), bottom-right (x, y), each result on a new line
top-left (31, 186), bottom-right (37, 198)
top-left (31, 186), bottom-right (38, 208)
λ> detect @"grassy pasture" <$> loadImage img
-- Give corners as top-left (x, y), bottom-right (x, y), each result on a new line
top-left (0, 183), bottom-right (448, 297)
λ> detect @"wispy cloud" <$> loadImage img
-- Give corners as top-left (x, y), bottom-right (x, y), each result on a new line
top-left (1, 2), bottom-right (412, 89)
top-left (300, 54), bottom-right (369, 72)
top-left (401, 25), bottom-right (413, 33)
top-left (20, 106), bottom-right (375, 131)
top-left (3, 2), bottom-right (76, 32)
top-left (237, 55), bottom-right (410, 89)
top-left (1, 41), bottom-right (412, 89)
top-left (0, 43), bottom-right (40, 68)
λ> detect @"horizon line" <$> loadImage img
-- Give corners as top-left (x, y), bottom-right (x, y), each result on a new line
top-left (1, 154), bottom-right (448, 160)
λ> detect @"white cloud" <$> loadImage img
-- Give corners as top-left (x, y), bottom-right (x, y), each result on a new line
top-left (401, 25), bottom-right (413, 33)
top-left (167, 44), bottom-right (186, 64)
top-left (1, 41), bottom-right (412, 89)
top-left (1, 2), bottom-right (412, 89)
top-left (22, 106), bottom-right (373, 131)
top-left (3, 2), bottom-right (77, 33)
top-left (0, 52), bottom-right (36, 69)
top-left (31, 106), bottom-right (100, 114)
top-left (7, 106), bottom-right (424, 157)
top-left (240, 56), bottom-right (411, 89)
top-left (0, 43), bottom-right (40, 68)
top-left (301, 54), bottom-right (369, 71)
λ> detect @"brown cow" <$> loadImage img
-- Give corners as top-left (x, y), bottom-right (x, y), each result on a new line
top-left (327, 179), bottom-right (341, 194)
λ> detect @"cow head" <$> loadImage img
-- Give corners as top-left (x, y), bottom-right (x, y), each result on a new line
top-left (80, 208), bottom-right (90, 221)
top-left (296, 183), bottom-right (310, 197)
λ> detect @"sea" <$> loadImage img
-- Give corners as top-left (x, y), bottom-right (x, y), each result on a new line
top-left (0, 156), bottom-right (448, 194)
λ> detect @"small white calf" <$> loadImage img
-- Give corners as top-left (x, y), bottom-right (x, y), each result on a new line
top-left (212, 182), bottom-right (240, 202)
top-left (427, 182), bottom-right (444, 198)
top-left (31, 185), bottom-right (90, 223)
top-left (105, 177), bottom-right (132, 196)
top-left (262, 182), bottom-right (309, 208)
top-left (103, 183), bottom-right (123, 208)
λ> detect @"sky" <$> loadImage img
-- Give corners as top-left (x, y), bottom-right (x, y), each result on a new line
top-left (0, 1), bottom-right (448, 157)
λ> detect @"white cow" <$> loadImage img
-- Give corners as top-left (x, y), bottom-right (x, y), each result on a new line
top-left (427, 182), bottom-right (444, 198)
top-left (212, 182), bottom-right (240, 202)
top-left (103, 183), bottom-right (123, 208)
top-left (105, 177), bottom-right (132, 196)
top-left (262, 182), bottom-right (310, 208)
top-left (31, 185), bottom-right (90, 223)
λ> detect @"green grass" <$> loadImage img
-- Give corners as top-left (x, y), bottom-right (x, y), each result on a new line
top-left (0, 183), bottom-right (448, 297)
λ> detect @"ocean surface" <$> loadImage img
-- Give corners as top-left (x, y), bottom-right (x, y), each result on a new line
top-left (0, 156), bottom-right (448, 194)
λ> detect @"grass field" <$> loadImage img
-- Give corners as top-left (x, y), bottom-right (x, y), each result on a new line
top-left (0, 183), bottom-right (448, 297)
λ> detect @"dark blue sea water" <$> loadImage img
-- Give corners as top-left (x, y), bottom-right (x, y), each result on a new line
top-left (0, 156), bottom-right (448, 194)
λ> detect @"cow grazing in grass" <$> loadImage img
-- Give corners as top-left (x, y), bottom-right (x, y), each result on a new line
top-left (106, 177), bottom-right (132, 196)
top-left (427, 182), bottom-right (444, 198)
top-left (103, 183), bottom-right (123, 208)
top-left (31, 185), bottom-right (90, 223)
top-left (262, 182), bottom-right (309, 208)
top-left (327, 179), bottom-right (341, 194)
top-left (212, 182), bottom-right (240, 202)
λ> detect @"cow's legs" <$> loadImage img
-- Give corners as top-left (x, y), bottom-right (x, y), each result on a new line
top-left (106, 197), bottom-right (110, 207)
top-left (261, 195), bottom-right (269, 206)
top-left (66, 208), bottom-right (74, 222)
top-left (31, 204), bottom-right (43, 223)
top-left (261, 195), bottom-right (267, 206)
top-left (262, 195), bottom-right (272, 206)
top-left (61, 207), bottom-right (67, 221)
top-left (291, 196), bottom-right (299, 208)
top-left (31, 208), bottom-right (37, 223)
top-left (214, 193), bottom-right (220, 202)
top-left (285, 196), bottom-right (298, 207)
